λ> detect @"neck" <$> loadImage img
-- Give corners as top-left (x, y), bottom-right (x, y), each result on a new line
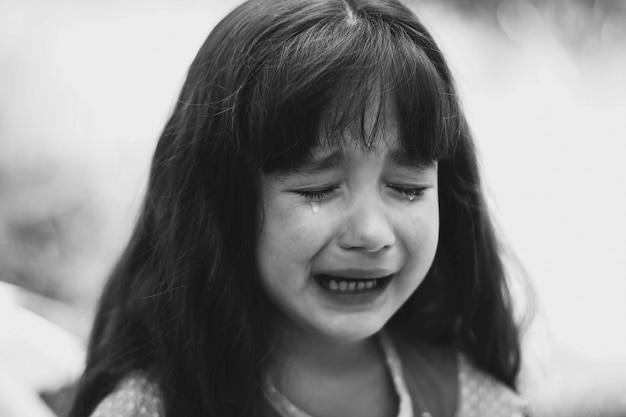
top-left (266, 321), bottom-right (397, 417)
top-left (269, 319), bottom-right (386, 397)
top-left (272, 328), bottom-right (379, 378)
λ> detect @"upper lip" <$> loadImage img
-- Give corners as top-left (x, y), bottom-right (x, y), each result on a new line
top-left (314, 268), bottom-right (394, 280)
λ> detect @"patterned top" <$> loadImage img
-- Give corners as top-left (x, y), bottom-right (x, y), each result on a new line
top-left (89, 335), bottom-right (527, 417)
top-left (89, 376), bottom-right (162, 417)
top-left (456, 355), bottom-right (527, 417)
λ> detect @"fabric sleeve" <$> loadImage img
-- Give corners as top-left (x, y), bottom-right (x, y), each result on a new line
top-left (89, 373), bottom-right (163, 417)
top-left (457, 353), bottom-right (529, 417)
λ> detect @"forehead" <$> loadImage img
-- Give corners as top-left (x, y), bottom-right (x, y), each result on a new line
top-left (296, 136), bottom-right (431, 176)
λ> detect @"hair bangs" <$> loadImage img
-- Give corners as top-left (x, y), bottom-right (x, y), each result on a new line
top-left (238, 0), bottom-right (460, 174)
top-left (391, 34), bottom-right (462, 164)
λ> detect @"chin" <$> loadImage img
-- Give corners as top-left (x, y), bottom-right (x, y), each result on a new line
top-left (311, 315), bottom-right (390, 345)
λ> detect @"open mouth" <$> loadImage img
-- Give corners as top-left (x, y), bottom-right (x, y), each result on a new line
top-left (314, 274), bottom-right (394, 293)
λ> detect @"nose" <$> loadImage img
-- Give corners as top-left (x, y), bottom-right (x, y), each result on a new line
top-left (337, 195), bottom-right (396, 252)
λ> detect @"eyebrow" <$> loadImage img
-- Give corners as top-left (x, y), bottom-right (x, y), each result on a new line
top-left (279, 147), bottom-right (434, 176)
top-left (387, 148), bottom-right (434, 172)
top-left (290, 150), bottom-right (345, 176)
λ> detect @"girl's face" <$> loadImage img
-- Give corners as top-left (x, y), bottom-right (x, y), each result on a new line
top-left (256, 116), bottom-right (439, 345)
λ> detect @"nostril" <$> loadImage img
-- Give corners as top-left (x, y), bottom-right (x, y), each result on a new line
top-left (337, 225), bottom-right (395, 252)
top-left (337, 200), bottom-right (395, 251)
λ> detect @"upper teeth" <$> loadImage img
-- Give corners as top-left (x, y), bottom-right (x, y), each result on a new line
top-left (328, 279), bottom-right (376, 291)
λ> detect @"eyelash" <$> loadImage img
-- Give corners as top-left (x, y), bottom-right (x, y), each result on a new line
top-left (295, 186), bottom-right (340, 200)
top-left (387, 184), bottom-right (428, 199)
top-left (295, 185), bottom-right (427, 200)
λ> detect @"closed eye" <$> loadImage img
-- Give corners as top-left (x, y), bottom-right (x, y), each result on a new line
top-left (387, 184), bottom-right (429, 199)
top-left (294, 185), bottom-right (340, 200)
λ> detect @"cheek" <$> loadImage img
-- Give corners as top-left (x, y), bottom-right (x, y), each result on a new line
top-left (403, 202), bottom-right (440, 260)
top-left (257, 204), bottom-right (332, 266)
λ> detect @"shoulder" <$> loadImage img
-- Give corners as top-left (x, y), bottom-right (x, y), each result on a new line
top-left (385, 328), bottom-right (528, 417)
top-left (89, 372), bottom-right (163, 417)
top-left (457, 353), bottom-right (529, 417)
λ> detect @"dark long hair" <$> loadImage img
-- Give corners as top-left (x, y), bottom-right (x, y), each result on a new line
top-left (70, 0), bottom-right (524, 416)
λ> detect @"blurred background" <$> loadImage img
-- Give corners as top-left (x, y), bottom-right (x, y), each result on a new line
top-left (1, 0), bottom-right (625, 416)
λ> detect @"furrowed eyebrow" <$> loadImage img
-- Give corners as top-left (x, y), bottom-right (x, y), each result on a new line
top-left (388, 148), bottom-right (434, 173)
top-left (288, 150), bottom-right (345, 176)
